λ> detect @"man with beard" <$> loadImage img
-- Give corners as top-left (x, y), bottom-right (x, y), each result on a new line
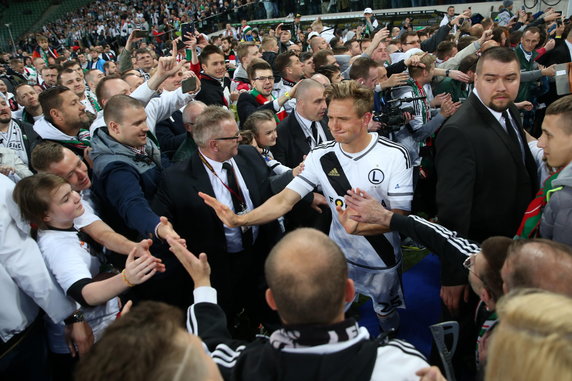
top-left (0, 97), bottom-right (41, 168)
top-left (35, 86), bottom-right (93, 157)
top-left (435, 47), bottom-right (538, 242)
top-left (237, 60), bottom-right (293, 124)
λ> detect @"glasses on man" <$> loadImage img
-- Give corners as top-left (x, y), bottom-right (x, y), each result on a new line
top-left (463, 254), bottom-right (484, 282)
top-left (213, 132), bottom-right (241, 141)
top-left (253, 76), bottom-right (274, 82)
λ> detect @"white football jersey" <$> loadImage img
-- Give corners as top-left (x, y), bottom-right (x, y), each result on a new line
top-left (287, 132), bottom-right (413, 268)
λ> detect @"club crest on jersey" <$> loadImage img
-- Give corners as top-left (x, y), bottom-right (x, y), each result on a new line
top-left (328, 167), bottom-right (341, 177)
top-left (368, 169), bottom-right (384, 184)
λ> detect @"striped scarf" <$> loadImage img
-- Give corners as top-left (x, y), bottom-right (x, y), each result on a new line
top-left (250, 89), bottom-right (287, 122)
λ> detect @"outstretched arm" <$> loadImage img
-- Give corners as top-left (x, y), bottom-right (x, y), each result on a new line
top-left (199, 187), bottom-right (302, 227)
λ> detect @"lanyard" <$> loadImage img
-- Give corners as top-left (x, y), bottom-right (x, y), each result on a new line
top-left (199, 152), bottom-right (246, 209)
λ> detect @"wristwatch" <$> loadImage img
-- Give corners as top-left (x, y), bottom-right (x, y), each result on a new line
top-left (445, 69), bottom-right (451, 77)
top-left (64, 310), bottom-right (85, 325)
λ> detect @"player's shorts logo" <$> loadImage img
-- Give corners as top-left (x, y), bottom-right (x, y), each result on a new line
top-left (368, 169), bottom-right (384, 184)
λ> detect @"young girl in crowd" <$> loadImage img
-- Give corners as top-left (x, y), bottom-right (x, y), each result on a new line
top-left (13, 173), bottom-right (162, 379)
top-left (240, 109), bottom-right (302, 176)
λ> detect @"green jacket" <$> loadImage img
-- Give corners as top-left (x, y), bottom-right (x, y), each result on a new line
top-left (515, 44), bottom-right (539, 102)
top-left (434, 78), bottom-right (471, 103)
top-left (173, 133), bottom-right (198, 163)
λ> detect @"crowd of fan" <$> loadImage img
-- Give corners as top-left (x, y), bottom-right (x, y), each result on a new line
top-left (2, 1), bottom-right (572, 380)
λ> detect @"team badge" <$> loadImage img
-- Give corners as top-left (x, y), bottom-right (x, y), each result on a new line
top-left (368, 169), bottom-right (384, 184)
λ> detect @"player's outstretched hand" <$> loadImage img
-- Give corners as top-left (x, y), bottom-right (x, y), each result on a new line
top-left (199, 192), bottom-right (240, 227)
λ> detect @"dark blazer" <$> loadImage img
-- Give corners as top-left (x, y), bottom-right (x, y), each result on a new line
top-left (155, 110), bottom-right (186, 159)
top-left (270, 113), bottom-right (332, 169)
top-left (270, 113), bottom-right (333, 233)
top-left (151, 145), bottom-right (282, 315)
top-left (435, 93), bottom-right (538, 242)
top-left (237, 92), bottom-right (276, 125)
top-left (537, 41), bottom-right (572, 110)
top-left (13, 119), bottom-right (42, 166)
top-left (537, 39), bottom-right (571, 67)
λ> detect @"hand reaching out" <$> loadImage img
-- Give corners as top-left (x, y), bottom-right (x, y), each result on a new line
top-left (199, 192), bottom-right (241, 227)
top-left (168, 238), bottom-right (211, 288)
top-left (336, 204), bottom-right (360, 234)
top-left (123, 248), bottom-right (160, 286)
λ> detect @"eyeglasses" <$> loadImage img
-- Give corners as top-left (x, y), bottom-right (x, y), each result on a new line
top-left (253, 76), bottom-right (274, 82)
top-left (463, 254), bottom-right (484, 282)
top-left (213, 132), bottom-right (240, 141)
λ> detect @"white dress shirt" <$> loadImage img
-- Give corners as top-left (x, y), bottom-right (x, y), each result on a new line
top-left (200, 151), bottom-right (258, 253)
top-left (294, 111), bottom-right (327, 149)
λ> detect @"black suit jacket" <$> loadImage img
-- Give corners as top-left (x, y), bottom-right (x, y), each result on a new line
top-left (155, 110), bottom-right (186, 159)
top-left (435, 93), bottom-right (538, 242)
top-left (537, 39), bottom-right (571, 66)
top-left (537, 41), bottom-right (571, 108)
top-left (270, 113), bottom-right (332, 169)
top-left (152, 145), bottom-right (282, 311)
top-left (237, 92), bottom-right (276, 125)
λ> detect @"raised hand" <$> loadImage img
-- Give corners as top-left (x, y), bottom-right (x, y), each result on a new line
top-left (123, 248), bottom-right (160, 286)
top-left (156, 216), bottom-right (186, 247)
top-left (168, 238), bottom-right (211, 288)
top-left (133, 239), bottom-right (166, 272)
top-left (336, 204), bottom-right (359, 234)
top-left (198, 192), bottom-right (241, 227)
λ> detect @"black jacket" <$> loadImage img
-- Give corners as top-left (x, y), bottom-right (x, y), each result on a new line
top-left (435, 93), bottom-right (538, 242)
top-left (237, 92), bottom-right (277, 125)
top-left (155, 110), bottom-right (185, 159)
top-left (195, 74), bottom-right (231, 107)
top-left (271, 113), bottom-right (332, 169)
top-left (187, 297), bottom-right (429, 381)
top-left (10, 118), bottom-right (42, 167)
top-left (151, 145), bottom-right (283, 314)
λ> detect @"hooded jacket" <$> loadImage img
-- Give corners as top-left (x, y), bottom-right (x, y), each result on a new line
top-left (34, 116), bottom-right (90, 156)
top-left (89, 127), bottom-right (162, 240)
top-left (540, 161), bottom-right (572, 246)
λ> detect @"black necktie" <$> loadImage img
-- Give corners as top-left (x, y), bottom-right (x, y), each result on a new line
top-left (502, 111), bottom-right (524, 161)
top-left (311, 121), bottom-right (320, 144)
top-left (222, 162), bottom-right (252, 249)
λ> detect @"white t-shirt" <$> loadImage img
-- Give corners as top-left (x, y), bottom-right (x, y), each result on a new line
top-left (287, 133), bottom-right (413, 268)
top-left (37, 227), bottom-right (119, 353)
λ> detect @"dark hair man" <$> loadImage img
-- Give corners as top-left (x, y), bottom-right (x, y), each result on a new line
top-left (273, 51), bottom-right (305, 114)
top-left (35, 86), bottom-right (92, 156)
top-left (236, 60), bottom-right (293, 124)
top-left (435, 47), bottom-right (538, 242)
top-left (195, 45), bottom-right (235, 107)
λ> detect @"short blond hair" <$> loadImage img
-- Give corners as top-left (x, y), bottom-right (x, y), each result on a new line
top-left (486, 289), bottom-right (572, 381)
top-left (324, 80), bottom-right (373, 118)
